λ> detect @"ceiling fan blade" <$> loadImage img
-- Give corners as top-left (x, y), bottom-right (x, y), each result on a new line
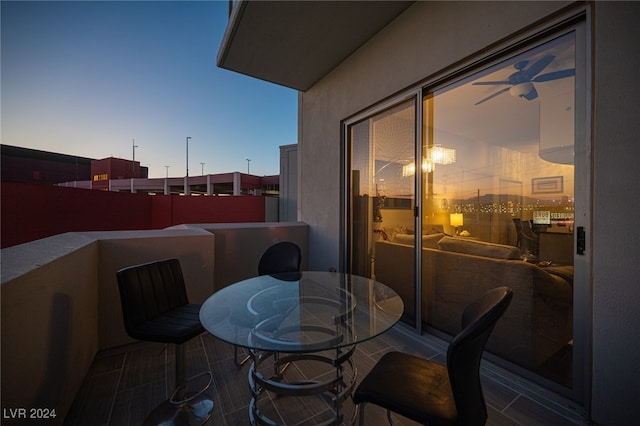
top-left (472, 80), bottom-right (511, 86)
top-left (523, 54), bottom-right (555, 80)
top-left (532, 68), bottom-right (576, 82)
top-left (474, 87), bottom-right (511, 105)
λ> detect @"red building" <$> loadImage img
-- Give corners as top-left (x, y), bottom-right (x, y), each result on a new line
top-left (1, 144), bottom-right (92, 184)
top-left (91, 157), bottom-right (148, 190)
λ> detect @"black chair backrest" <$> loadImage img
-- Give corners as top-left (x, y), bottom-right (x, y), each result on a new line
top-left (258, 241), bottom-right (302, 276)
top-left (521, 220), bottom-right (538, 238)
top-left (447, 287), bottom-right (513, 426)
top-left (116, 258), bottom-right (189, 335)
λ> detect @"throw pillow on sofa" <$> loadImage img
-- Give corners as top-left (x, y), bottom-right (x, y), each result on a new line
top-left (437, 236), bottom-right (521, 260)
top-left (394, 233), bottom-right (445, 248)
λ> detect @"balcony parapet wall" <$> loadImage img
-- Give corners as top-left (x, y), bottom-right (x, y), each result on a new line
top-left (169, 222), bottom-right (310, 291)
top-left (0, 222), bottom-right (308, 425)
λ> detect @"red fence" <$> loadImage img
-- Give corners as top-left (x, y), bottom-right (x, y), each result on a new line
top-left (1, 182), bottom-right (267, 248)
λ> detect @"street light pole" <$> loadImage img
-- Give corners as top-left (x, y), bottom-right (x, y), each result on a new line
top-left (186, 137), bottom-right (191, 177)
top-left (165, 165), bottom-right (169, 178)
top-left (246, 158), bottom-right (251, 174)
top-left (201, 162), bottom-right (205, 175)
top-left (132, 138), bottom-right (138, 176)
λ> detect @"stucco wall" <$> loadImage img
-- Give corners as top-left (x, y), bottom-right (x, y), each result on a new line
top-left (90, 229), bottom-right (216, 349)
top-left (172, 222), bottom-right (309, 291)
top-left (299, 1), bottom-right (640, 424)
top-left (1, 234), bottom-right (99, 425)
top-left (591, 2), bottom-right (640, 424)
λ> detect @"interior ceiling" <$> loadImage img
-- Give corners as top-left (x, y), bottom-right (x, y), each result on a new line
top-left (436, 37), bottom-right (575, 148)
top-left (217, 1), bottom-right (414, 91)
top-left (376, 35), bottom-right (575, 164)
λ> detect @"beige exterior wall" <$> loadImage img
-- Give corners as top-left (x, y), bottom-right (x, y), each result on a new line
top-left (92, 229), bottom-right (216, 349)
top-left (591, 2), bottom-right (640, 424)
top-left (279, 144), bottom-right (299, 222)
top-left (298, 1), bottom-right (640, 424)
top-left (174, 222), bottom-right (309, 291)
top-left (1, 234), bottom-right (99, 424)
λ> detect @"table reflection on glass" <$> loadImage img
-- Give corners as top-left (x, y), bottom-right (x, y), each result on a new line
top-left (199, 271), bottom-right (403, 425)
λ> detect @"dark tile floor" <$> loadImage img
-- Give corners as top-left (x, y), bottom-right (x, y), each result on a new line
top-left (64, 323), bottom-right (586, 425)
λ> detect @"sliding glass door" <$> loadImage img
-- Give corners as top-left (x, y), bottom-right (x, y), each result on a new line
top-left (346, 28), bottom-right (586, 397)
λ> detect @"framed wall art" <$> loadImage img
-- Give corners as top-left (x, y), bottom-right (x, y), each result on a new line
top-left (531, 176), bottom-right (564, 194)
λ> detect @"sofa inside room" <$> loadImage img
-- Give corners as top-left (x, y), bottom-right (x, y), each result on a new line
top-left (373, 233), bottom-right (573, 374)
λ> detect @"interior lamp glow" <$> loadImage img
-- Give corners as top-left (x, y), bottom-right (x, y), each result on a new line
top-left (428, 145), bottom-right (456, 165)
top-left (402, 163), bottom-right (415, 177)
top-left (402, 160), bottom-right (435, 177)
top-left (450, 213), bottom-right (464, 235)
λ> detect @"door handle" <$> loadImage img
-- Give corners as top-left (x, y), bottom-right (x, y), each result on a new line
top-left (576, 226), bottom-right (585, 255)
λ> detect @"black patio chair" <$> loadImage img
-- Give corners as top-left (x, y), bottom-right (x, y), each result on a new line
top-left (234, 241), bottom-right (302, 367)
top-left (257, 241), bottom-right (302, 276)
top-left (513, 218), bottom-right (539, 256)
top-left (116, 258), bottom-right (214, 425)
top-left (354, 286), bottom-right (513, 426)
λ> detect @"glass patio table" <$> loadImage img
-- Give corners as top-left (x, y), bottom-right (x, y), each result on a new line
top-left (199, 270), bottom-right (403, 426)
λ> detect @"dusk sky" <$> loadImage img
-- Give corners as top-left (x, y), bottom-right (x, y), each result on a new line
top-left (1, 0), bottom-right (298, 178)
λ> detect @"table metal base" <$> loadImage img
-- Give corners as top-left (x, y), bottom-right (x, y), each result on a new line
top-left (248, 346), bottom-right (356, 426)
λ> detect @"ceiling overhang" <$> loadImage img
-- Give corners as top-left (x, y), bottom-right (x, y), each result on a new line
top-left (217, 1), bottom-right (414, 91)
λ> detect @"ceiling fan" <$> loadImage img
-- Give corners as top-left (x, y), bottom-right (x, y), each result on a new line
top-left (473, 54), bottom-right (575, 105)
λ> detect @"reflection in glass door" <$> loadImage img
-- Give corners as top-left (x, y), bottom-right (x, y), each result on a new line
top-left (421, 32), bottom-right (576, 389)
top-left (347, 99), bottom-right (417, 321)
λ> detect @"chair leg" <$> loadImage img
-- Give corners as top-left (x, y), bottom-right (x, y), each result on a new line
top-left (234, 344), bottom-right (251, 367)
top-left (175, 342), bottom-right (186, 401)
top-left (358, 402), bottom-right (367, 426)
top-left (357, 402), bottom-right (395, 426)
top-left (143, 343), bottom-right (215, 426)
top-left (386, 409), bottom-right (395, 425)
top-left (169, 344), bottom-right (213, 405)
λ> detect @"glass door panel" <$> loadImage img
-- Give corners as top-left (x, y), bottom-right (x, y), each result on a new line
top-left (421, 32), bottom-right (576, 388)
top-left (347, 99), bottom-right (417, 322)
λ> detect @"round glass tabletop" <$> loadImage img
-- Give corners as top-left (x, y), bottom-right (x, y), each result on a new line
top-left (199, 271), bottom-right (404, 353)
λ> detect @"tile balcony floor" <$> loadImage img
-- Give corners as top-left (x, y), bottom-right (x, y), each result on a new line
top-left (64, 322), bottom-right (586, 426)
